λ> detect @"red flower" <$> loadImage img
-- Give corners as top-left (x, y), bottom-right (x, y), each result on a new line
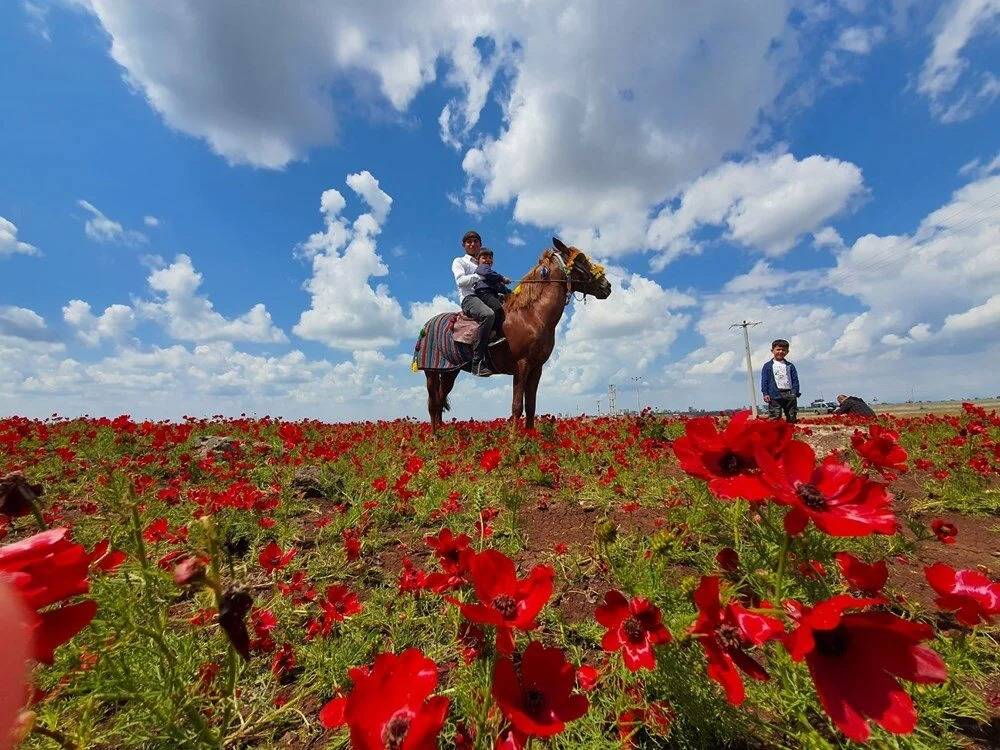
top-left (372, 476), bottom-right (388, 492)
top-left (924, 563), bottom-right (999, 626)
top-left (618, 702), bottom-right (673, 747)
top-left (595, 590), bottom-right (672, 672)
top-left (342, 528), bottom-right (362, 561)
top-left (86, 539), bottom-right (126, 574)
top-left (930, 519), bottom-right (958, 544)
top-left (715, 547), bottom-right (739, 572)
top-left (258, 541), bottom-right (297, 573)
top-left (319, 584), bottom-right (362, 628)
top-left (672, 411), bottom-right (791, 500)
top-left (451, 550), bottom-right (553, 655)
top-left (851, 425), bottom-right (908, 474)
top-left (271, 643), bottom-right (297, 681)
top-left (424, 528), bottom-right (472, 575)
top-left (479, 448), bottom-right (502, 472)
top-left (834, 552), bottom-right (888, 594)
top-left (0, 528), bottom-right (96, 664)
top-left (784, 595), bottom-right (947, 741)
top-left (576, 664), bottom-right (600, 692)
top-left (757, 441), bottom-right (898, 537)
top-left (689, 576), bottom-right (783, 705)
top-left (492, 641), bottom-right (588, 740)
top-left (404, 456), bottom-right (425, 474)
top-left (319, 648), bottom-right (450, 750)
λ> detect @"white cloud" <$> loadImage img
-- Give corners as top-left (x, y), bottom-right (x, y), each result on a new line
top-left (835, 25), bottom-right (886, 54)
top-left (62, 300), bottom-right (136, 346)
top-left (136, 254), bottom-right (287, 343)
top-left (647, 152), bottom-right (865, 266)
top-left (940, 293), bottom-right (1000, 334)
top-left (687, 351), bottom-right (738, 376)
top-left (78, 199), bottom-right (147, 244)
top-left (294, 172), bottom-right (410, 350)
top-left (918, 0), bottom-right (1000, 122)
top-left (959, 150), bottom-right (1000, 177)
top-left (721, 260), bottom-right (822, 295)
top-left (544, 264), bottom-right (694, 395)
top-left (0, 306), bottom-right (53, 342)
top-left (143, 215), bottom-right (160, 227)
top-left (0, 217), bottom-right (39, 257)
top-left (507, 233), bottom-right (526, 247)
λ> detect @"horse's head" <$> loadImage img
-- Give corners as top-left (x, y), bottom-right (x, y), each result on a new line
top-left (551, 237), bottom-right (612, 299)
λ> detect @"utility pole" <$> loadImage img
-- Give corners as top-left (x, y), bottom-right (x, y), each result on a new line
top-left (731, 320), bottom-right (762, 418)
top-left (596, 399), bottom-right (602, 415)
top-left (631, 376), bottom-right (642, 413)
top-left (607, 384), bottom-right (617, 416)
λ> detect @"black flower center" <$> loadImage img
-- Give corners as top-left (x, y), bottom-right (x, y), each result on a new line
top-left (623, 616), bottom-right (646, 643)
top-left (524, 688), bottom-right (546, 717)
top-left (382, 714), bottom-right (411, 750)
top-left (718, 451), bottom-right (747, 477)
top-left (715, 623), bottom-right (742, 651)
top-left (796, 483), bottom-right (826, 510)
top-left (492, 595), bottom-right (518, 620)
top-left (813, 625), bottom-right (850, 657)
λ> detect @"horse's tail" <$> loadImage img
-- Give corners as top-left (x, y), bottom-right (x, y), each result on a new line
top-left (442, 394), bottom-right (451, 413)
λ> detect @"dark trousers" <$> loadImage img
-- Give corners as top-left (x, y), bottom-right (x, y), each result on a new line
top-left (767, 390), bottom-right (798, 423)
top-left (461, 295), bottom-right (495, 361)
top-left (475, 290), bottom-right (505, 335)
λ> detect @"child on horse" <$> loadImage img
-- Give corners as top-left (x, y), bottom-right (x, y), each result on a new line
top-left (473, 247), bottom-right (512, 341)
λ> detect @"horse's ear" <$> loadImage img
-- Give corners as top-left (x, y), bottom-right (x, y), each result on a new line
top-left (552, 237), bottom-right (568, 252)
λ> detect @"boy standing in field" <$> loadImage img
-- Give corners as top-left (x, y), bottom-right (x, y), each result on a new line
top-left (761, 339), bottom-right (800, 423)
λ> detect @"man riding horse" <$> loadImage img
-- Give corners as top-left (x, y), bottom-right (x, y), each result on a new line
top-left (452, 230), bottom-right (499, 376)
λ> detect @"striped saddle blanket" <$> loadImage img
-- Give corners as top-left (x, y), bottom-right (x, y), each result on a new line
top-left (412, 313), bottom-right (473, 371)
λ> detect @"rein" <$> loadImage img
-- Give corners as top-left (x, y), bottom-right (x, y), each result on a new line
top-left (511, 248), bottom-right (605, 305)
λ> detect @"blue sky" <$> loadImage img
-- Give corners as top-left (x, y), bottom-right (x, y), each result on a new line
top-left (1, 1), bottom-right (998, 420)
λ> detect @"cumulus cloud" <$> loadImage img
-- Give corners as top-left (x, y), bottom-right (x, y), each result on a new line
top-left (543, 264), bottom-right (694, 396)
top-left (143, 215), bottom-right (160, 227)
top-left (136, 254), bottom-right (287, 343)
top-left (0, 217), bottom-right (39, 257)
top-left (646, 152), bottom-right (865, 267)
top-left (294, 172), bottom-right (410, 350)
top-left (918, 0), bottom-right (1000, 122)
top-left (0, 305), bottom-right (55, 342)
top-left (63, 300), bottom-right (136, 346)
top-left (834, 25), bottom-right (886, 54)
top-left (78, 199), bottom-right (147, 244)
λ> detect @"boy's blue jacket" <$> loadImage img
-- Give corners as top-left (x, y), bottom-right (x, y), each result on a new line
top-left (761, 359), bottom-right (800, 399)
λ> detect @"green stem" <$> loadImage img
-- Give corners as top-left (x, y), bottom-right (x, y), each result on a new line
top-left (774, 532), bottom-right (791, 603)
top-left (28, 498), bottom-right (47, 531)
top-left (220, 644), bottom-right (240, 739)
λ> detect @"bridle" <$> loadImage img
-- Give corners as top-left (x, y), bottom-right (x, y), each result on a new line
top-left (513, 247), bottom-right (605, 303)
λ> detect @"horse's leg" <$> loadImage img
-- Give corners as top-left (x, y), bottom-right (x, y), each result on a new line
top-left (510, 362), bottom-right (527, 427)
top-left (440, 369), bottom-right (459, 423)
top-left (523, 366), bottom-right (543, 430)
top-left (425, 372), bottom-right (441, 431)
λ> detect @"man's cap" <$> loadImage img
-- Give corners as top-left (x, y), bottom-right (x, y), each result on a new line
top-left (462, 230), bottom-right (482, 244)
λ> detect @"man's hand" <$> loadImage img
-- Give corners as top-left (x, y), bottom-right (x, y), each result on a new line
top-left (763, 395), bottom-right (771, 403)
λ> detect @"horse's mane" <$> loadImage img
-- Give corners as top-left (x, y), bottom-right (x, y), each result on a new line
top-left (504, 250), bottom-right (555, 312)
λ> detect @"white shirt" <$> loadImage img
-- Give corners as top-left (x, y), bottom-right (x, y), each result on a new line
top-left (452, 255), bottom-right (482, 302)
top-left (772, 359), bottom-right (791, 389)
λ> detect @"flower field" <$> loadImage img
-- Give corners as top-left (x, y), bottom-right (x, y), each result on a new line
top-left (1, 406), bottom-right (998, 749)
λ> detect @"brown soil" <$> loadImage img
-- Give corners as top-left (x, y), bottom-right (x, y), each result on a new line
top-left (887, 512), bottom-right (1000, 618)
top-left (795, 424), bottom-right (852, 458)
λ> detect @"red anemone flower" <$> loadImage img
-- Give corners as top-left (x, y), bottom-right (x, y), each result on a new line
top-left (424, 528), bottom-right (472, 575)
top-left (851, 425), bottom-right (908, 474)
top-left (689, 576), bottom-right (784, 705)
top-left (595, 590), bottom-right (672, 672)
top-left (924, 563), bottom-right (999, 626)
top-left (672, 411), bottom-right (791, 500)
top-left (319, 648), bottom-right (450, 749)
top-left (0, 527), bottom-right (97, 664)
top-left (450, 550), bottom-right (553, 655)
top-left (492, 641), bottom-right (589, 740)
top-left (259, 541), bottom-right (298, 573)
top-left (479, 448), bottom-right (503, 472)
top-left (930, 519), bottom-right (958, 544)
top-left (784, 595), bottom-right (947, 742)
top-left (757, 441), bottom-right (898, 537)
top-left (834, 552), bottom-right (888, 594)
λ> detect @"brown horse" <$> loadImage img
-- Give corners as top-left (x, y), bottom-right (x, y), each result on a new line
top-left (424, 237), bottom-right (612, 430)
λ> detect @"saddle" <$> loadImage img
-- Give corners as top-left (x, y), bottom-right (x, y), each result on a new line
top-left (452, 312), bottom-right (505, 347)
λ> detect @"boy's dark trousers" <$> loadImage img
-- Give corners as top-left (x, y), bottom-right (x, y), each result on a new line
top-left (767, 389), bottom-right (798, 423)
top-left (475, 290), bottom-right (505, 337)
